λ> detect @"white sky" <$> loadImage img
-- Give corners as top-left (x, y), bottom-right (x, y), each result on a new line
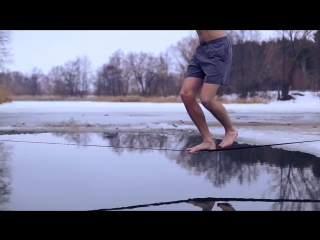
top-left (6, 30), bottom-right (275, 75)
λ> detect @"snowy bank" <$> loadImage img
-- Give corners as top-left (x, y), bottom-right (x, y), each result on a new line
top-left (0, 91), bottom-right (319, 157)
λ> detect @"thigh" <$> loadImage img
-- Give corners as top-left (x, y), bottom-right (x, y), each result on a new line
top-left (200, 83), bottom-right (220, 101)
top-left (182, 54), bottom-right (205, 97)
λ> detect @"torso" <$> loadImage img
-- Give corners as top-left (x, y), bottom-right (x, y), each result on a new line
top-left (196, 30), bottom-right (227, 42)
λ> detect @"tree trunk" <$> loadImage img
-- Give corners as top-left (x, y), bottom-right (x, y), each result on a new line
top-left (281, 83), bottom-right (290, 100)
top-left (277, 84), bottom-right (281, 100)
top-left (240, 43), bottom-right (247, 98)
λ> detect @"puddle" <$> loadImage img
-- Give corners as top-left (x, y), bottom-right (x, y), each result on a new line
top-left (1, 131), bottom-right (320, 211)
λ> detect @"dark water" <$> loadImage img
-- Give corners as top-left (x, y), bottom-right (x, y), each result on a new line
top-left (1, 131), bottom-right (320, 211)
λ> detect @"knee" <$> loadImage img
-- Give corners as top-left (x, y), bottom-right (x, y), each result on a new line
top-left (200, 96), bottom-right (217, 109)
top-left (180, 90), bottom-right (196, 102)
top-left (200, 96), bottom-right (210, 108)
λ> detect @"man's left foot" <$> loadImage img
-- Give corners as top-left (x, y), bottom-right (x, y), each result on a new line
top-left (218, 129), bottom-right (238, 148)
top-left (186, 141), bottom-right (216, 153)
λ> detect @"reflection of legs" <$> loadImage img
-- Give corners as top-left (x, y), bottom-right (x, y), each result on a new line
top-left (217, 203), bottom-right (236, 211)
top-left (188, 200), bottom-right (216, 211)
top-left (200, 83), bottom-right (238, 148)
top-left (180, 77), bottom-right (216, 153)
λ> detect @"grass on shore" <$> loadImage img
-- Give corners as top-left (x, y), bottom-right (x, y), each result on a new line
top-left (0, 88), bottom-right (12, 104)
top-left (9, 95), bottom-right (269, 104)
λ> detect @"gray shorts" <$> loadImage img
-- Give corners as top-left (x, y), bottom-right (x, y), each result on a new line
top-left (185, 36), bottom-right (232, 86)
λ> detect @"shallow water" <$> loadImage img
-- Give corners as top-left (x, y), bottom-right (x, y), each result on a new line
top-left (1, 131), bottom-right (320, 211)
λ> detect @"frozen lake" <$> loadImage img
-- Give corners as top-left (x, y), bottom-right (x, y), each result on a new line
top-left (0, 92), bottom-right (319, 210)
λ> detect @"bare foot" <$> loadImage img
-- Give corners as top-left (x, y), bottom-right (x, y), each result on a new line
top-left (218, 129), bottom-right (238, 148)
top-left (186, 141), bottom-right (216, 153)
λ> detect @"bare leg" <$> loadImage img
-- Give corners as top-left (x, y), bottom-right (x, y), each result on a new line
top-left (200, 83), bottom-right (238, 148)
top-left (180, 77), bottom-right (216, 153)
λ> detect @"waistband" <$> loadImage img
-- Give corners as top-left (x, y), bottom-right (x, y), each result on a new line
top-left (199, 36), bottom-right (228, 46)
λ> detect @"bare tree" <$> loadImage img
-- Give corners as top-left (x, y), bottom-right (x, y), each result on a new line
top-left (103, 64), bottom-right (121, 96)
top-left (275, 30), bottom-right (315, 100)
top-left (148, 51), bottom-right (179, 96)
top-left (230, 31), bottom-right (279, 97)
top-left (0, 30), bottom-right (11, 71)
top-left (313, 30), bottom-right (320, 92)
top-left (0, 31), bottom-right (11, 104)
top-left (168, 32), bottom-right (198, 79)
top-left (29, 68), bottom-right (44, 95)
top-left (108, 50), bottom-right (124, 95)
top-left (126, 52), bottom-right (158, 96)
top-left (94, 50), bottom-right (132, 96)
top-left (40, 75), bottom-right (54, 95)
top-left (47, 66), bottom-right (68, 95)
top-left (7, 71), bottom-right (29, 95)
top-left (78, 56), bottom-right (93, 96)
top-left (94, 65), bottom-right (107, 96)
top-left (57, 58), bottom-right (90, 96)
top-left (94, 63), bottom-right (123, 96)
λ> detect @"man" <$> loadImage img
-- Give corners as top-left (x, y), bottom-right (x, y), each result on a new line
top-left (180, 30), bottom-right (238, 153)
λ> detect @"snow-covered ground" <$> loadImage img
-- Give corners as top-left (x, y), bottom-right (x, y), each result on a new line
top-left (0, 91), bottom-right (319, 157)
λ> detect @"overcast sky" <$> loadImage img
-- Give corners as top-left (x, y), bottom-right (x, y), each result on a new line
top-left (6, 30), bottom-right (276, 75)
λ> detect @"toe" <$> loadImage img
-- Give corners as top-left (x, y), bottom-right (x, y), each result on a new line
top-left (220, 143), bottom-right (227, 148)
top-left (189, 147), bottom-right (199, 153)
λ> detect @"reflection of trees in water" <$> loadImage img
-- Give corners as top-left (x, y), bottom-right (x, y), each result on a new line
top-left (168, 135), bottom-right (261, 187)
top-left (100, 131), bottom-right (189, 156)
top-left (51, 132), bottom-right (92, 146)
top-left (113, 132), bottom-right (320, 210)
top-left (51, 131), bottom-right (320, 210)
top-left (262, 151), bottom-right (320, 211)
top-left (178, 135), bottom-right (320, 210)
top-left (0, 142), bottom-right (12, 210)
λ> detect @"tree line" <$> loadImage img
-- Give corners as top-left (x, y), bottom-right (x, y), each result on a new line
top-left (1, 30), bottom-right (319, 101)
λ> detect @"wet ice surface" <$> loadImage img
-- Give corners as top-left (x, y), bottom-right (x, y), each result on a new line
top-left (1, 131), bottom-right (320, 211)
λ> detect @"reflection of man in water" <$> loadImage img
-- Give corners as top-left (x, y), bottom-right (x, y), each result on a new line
top-left (188, 200), bottom-right (215, 211)
top-left (180, 30), bottom-right (238, 153)
top-left (188, 200), bottom-right (216, 211)
top-left (188, 199), bottom-right (236, 211)
top-left (217, 203), bottom-right (236, 211)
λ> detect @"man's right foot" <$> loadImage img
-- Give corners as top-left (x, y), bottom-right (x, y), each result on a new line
top-left (218, 129), bottom-right (238, 148)
top-left (186, 141), bottom-right (216, 153)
